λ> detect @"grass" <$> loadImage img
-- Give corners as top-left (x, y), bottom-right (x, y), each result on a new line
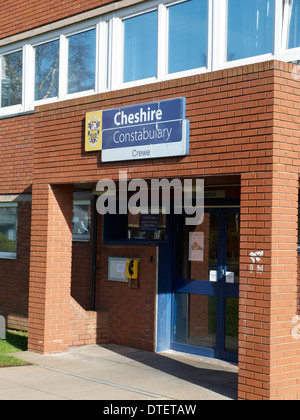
top-left (0, 330), bottom-right (28, 367)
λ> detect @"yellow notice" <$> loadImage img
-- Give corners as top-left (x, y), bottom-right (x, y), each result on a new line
top-left (85, 111), bottom-right (102, 151)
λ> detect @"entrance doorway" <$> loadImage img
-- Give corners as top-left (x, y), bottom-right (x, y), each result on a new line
top-left (171, 208), bottom-right (240, 363)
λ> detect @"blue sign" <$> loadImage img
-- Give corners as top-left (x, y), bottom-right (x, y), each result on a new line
top-left (101, 98), bottom-right (189, 162)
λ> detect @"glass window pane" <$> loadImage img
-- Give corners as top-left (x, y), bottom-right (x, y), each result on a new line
top-left (176, 212), bottom-right (219, 281)
top-left (226, 211), bottom-right (240, 284)
top-left (225, 298), bottom-right (239, 353)
top-left (0, 206), bottom-right (17, 253)
top-left (35, 40), bottom-right (59, 101)
top-left (128, 213), bottom-right (167, 240)
top-left (72, 203), bottom-right (91, 240)
top-left (227, 0), bottom-right (274, 61)
top-left (288, 0), bottom-right (300, 49)
top-left (68, 29), bottom-right (96, 94)
top-left (123, 11), bottom-right (157, 82)
top-left (1, 51), bottom-right (22, 108)
top-left (174, 293), bottom-right (217, 350)
top-left (168, 0), bottom-right (208, 73)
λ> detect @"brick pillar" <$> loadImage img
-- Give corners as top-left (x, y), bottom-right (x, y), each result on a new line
top-left (28, 184), bottom-right (73, 354)
top-left (239, 171), bottom-right (299, 400)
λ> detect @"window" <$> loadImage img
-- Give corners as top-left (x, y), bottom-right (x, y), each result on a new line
top-left (288, 0), bottom-right (300, 49)
top-left (104, 212), bottom-right (167, 242)
top-left (35, 40), bottom-right (59, 101)
top-left (0, 203), bottom-right (18, 259)
top-left (227, 0), bottom-right (274, 61)
top-left (1, 50), bottom-right (22, 108)
top-left (128, 213), bottom-right (167, 240)
top-left (123, 11), bottom-right (158, 83)
top-left (1, 0), bottom-right (300, 117)
top-left (72, 200), bottom-right (91, 241)
top-left (168, 0), bottom-right (208, 74)
top-left (68, 29), bottom-right (96, 94)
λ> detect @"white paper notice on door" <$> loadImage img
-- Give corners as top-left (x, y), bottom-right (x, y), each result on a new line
top-left (189, 232), bottom-right (204, 262)
top-left (226, 271), bottom-right (234, 283)
top-left (209, 270), bottom-right (217, 282)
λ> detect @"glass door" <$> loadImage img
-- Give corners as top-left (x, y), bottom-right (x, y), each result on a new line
top-left (171, 208), bottom-right (240, 363)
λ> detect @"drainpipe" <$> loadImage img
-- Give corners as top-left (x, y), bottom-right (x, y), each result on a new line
top-left (91, 195), bottom-right (98, 311)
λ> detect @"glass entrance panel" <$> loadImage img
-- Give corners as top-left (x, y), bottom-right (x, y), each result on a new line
top-left (226, 211), bottom-right (240, 284)
top-left (177, 212), bottom-right (219, 281)
top-left (225, 297), bottom-right (239, 353)
top-left (172, 208), bottom-right (240, 362)
top-left (174, 293), bottom-right (217, 349)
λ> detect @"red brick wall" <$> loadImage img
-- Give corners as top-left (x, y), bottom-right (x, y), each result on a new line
top-left (269, 61), bottom-right (300, 400)
top-left (238, 61), bottom-right (300, 400)
top-left (70, 297), bottom-right (109, 347)
top-left (0, 84), bottom-right (34, 326)
top-left (31, 60), bottom-right (300, 398)
top-left (0, 0), bottom-right (116, 40)
top-left (97, 214), bottom-right (157, 351)
top-left (298, 254), bottom-right (300, 313)
top-left (0, 200), bottom-right (31, 330)
top-left (28, 184), bottom-right (73, 354)
top-left (71, 240), bottom-right (93, 310)
top-left (0, 114), bottom-right (33, 194)
top-left (33, 61), bottom-right (276, 185)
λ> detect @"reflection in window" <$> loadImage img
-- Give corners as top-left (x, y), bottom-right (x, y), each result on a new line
top-left (288, 0), bottom-right (300, 49)
top-left (0, 204), bottom-right (17, 255)
top-left (68, 29), bottom-right (96, 94)
top-left (176, 213), bottom-right (218, 281)
top-left (72, 201), bottom-right (91, 241)
top-left (225, 212), bottom-right (240, 284)
top-left (227, 0), bottom-right (274, 61)
top-left (1, 51), bottom-right (22, 108)
top-left (174, 293), bottom-right (217, 350)
top-left (168, 0), bottom-right (208, 74)
top-left (225, 297), bottom-right (239, 353)
top-left (123, 11), bottom-right (158, 82)
top-left (35, 40), bottom-right (59, 100)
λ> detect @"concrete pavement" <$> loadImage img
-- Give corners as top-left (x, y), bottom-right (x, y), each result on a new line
top-left (0, 344), bottom-right (238, 400)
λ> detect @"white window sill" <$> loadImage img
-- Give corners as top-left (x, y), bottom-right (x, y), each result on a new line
top-left (72, 235), bottom-right (91, 242)
top-left (0, 252), bottom-right (17, 260)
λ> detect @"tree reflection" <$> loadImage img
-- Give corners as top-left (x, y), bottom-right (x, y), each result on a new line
top-left (35, 40), bottom-right (59, 100)
top-left (68, 29), bottom-right (96, 94)
top-left (1, 51), bottom-right (22, 108)
top-left (1, 28), bottom-right (96, 107)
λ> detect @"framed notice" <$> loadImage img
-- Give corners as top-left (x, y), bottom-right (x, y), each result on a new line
top-left (108, 257), bottom-right (128, 282)
top-left (189, 232), bottom-right (204, 262)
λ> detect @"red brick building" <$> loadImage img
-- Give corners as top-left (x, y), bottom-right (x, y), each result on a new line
top-left (0, 0), bottom-right (300, 400)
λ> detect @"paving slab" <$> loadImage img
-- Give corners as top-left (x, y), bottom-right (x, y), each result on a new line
top-left (0, 344), bottom-right (238, 401)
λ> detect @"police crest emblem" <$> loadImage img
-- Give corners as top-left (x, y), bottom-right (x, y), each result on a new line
top-left (85, 111), bottom-right (102, 151)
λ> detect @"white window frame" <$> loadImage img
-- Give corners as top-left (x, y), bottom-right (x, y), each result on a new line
top-left (0, 18), bottom-right (108, 116)
top-left (109, 0), bottom-right (213, 90)
top-left (72, 199), bottom-right (92, 242)
top-left (162, 0), bottom-right (212, 79)
top-left (31, 35), bottom-right (60, 107)
top-left (63, 25), bottom-right (98, 100)
top-left (0, 45), bottom-right (25, 117)
top-left (112, 5), bottom-right (160, 90)
top-left (279, 0), bottom-right (300, 61)
top-left (0, 202), bottom-right (18, 260)
top-left (0, 0), bottom-right (299, 118)
top-left (213, 0), bottom-right (281, 71)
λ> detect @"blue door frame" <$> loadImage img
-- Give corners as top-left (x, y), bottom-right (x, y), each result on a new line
top-left (156, 206), bottom-right (240, 364)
